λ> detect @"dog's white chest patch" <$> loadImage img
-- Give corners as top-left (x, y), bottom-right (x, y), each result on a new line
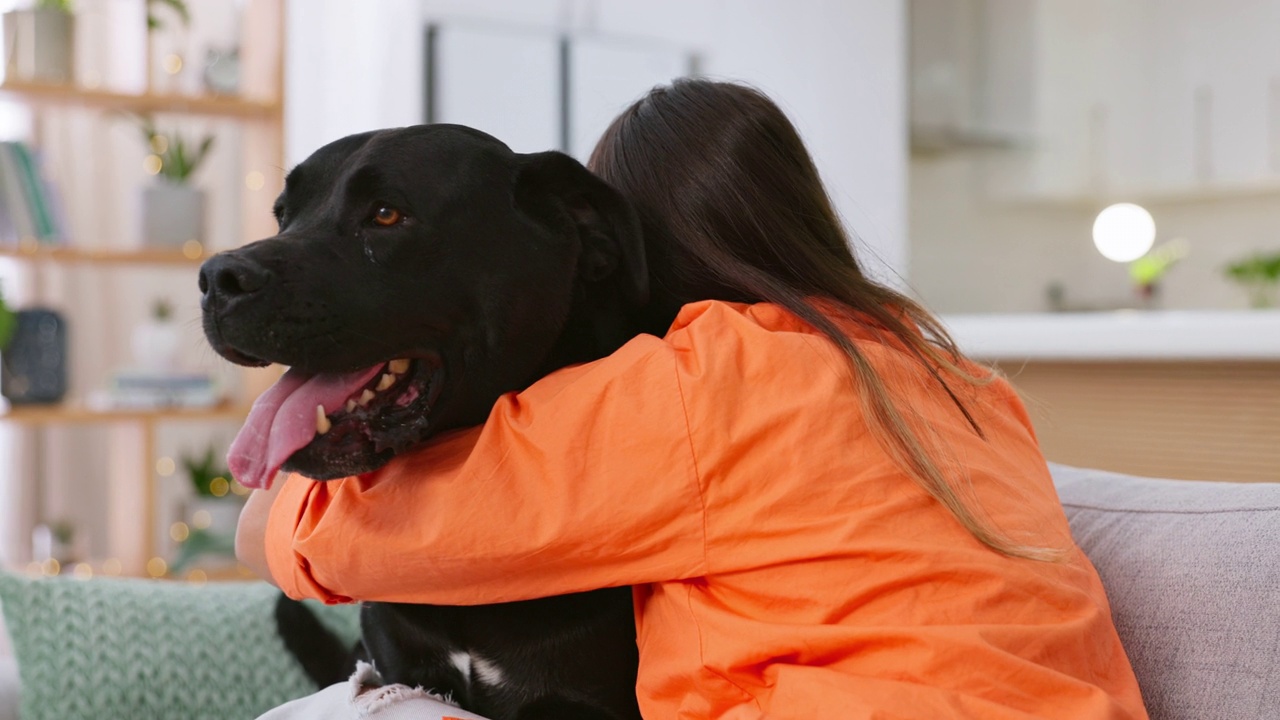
top-left (471, 655), bottom-right (507, 688)
top-left (449, 650), bottom-right (472, 685)
top-left (449, 650), bottom-right (507, 690)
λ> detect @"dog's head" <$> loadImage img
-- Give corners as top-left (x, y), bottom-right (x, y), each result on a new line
top-left (200, 125), bottom-right (648, 488)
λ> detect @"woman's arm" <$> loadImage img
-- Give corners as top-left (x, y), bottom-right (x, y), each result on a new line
top-left (236, 478), bottom-right (285, 584)
top-left (262, 333), bottom-right (709, 606)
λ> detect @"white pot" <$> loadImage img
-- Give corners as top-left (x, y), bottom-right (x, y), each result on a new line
top-left (141, 182), bottom-right (206, 247)
top-left (3, 9), bottom-right (75, 84)
top-left (131, 319), bottom-right (182, 372)
top-left (31, 522), bottom-right (76, 565)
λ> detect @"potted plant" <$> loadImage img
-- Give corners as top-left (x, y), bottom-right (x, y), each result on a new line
top-left (171, 444), bottom-right (243, 573)
top-left (130, 297), bottom-right (181, 372)
top-left (137, 116), bottom-right (215, 247)
top-left (31, 518), bottom-right (76, 566)
top-left (3, 0), bottom-right (75, 84)
top-left (1128, 238), bottom-right (1190, 308)
top-left (181, 445), bottom-right (242, 536)
top-left (1224, 252), bottom-right (1280, 309)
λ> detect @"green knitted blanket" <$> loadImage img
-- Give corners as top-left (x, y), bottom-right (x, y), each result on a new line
top-left (0, 572), bottom-right (360, 720)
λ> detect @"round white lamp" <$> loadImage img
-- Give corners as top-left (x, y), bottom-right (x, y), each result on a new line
top-left (1092, 203), bottom-right (1156, 262)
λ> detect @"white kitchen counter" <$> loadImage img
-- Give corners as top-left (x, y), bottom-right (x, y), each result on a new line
top-left (940, 310), bottom-right (1280, 361)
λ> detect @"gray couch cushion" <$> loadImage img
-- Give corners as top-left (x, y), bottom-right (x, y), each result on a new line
top-left (1050, 463), bottom-right (1280, 720)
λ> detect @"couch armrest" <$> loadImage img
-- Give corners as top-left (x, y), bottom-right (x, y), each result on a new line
top-left (0, 656), bottom-right (17, 720)
top-left (1050, 463), bottom-right (1280, 720)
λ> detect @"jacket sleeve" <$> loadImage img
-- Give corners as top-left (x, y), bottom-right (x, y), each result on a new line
top-left (265, 334), bottom-right (709, 605)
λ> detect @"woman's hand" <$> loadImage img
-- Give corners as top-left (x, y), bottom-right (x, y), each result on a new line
top-left (236, 477), bottom-right (286, 586)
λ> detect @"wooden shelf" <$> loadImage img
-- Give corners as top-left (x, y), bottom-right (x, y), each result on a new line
top-left (0, 79), bottom-right (280, 120)
top-left (0, 402), bottom-right (251, 425)
top-left (0, 0), bottom-right (284, 579)
top-left (0, 243), bottom-right (211, 265)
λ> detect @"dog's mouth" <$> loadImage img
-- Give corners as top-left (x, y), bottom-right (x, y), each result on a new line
top-left (227, 355), bottom-right (445, 490)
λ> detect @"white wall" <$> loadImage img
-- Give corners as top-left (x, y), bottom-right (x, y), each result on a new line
top-left (912, 152), bottom-right (1280, 314)
top-left (283, 0), bottom-right (909, 282)
top-left (910, 0), bottom-right (1280, 313)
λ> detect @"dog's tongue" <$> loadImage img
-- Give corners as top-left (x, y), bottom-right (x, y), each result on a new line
top-left (228, 365), bottom-right (383, 490)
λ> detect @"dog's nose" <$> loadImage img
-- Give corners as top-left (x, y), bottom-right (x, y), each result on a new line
top-left (199, 253), bottom-right (274, 306)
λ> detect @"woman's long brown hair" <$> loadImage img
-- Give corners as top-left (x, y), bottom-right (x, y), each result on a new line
top-left (589, 79), bottom-right (1057, 561)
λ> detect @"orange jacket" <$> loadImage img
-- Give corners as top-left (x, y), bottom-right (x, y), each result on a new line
top-left (267, 300), bottom-right (1148, 720)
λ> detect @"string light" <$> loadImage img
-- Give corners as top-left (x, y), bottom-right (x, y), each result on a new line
top-left (245, 171), bottom-right (265, 191)
top-left (146, 557), bottom-right (168, 578)
top-left (73, 563), bottom-right (93, 580)
top-left (209, 477), bottom-right (230, 497)
top-left (156, 456), bottom-right (176, 477)
top-left (149, 135), bottom-right (169, 154)
top-left (186, 569), bottom-right (208, 586)
top-left (170, 521), bottom-right (190, 543)
top-left (162, 54), bottom-right (183, 75)
top-left (42, 558), bottom-right (61, 576)
top-left (102, 558), bottom-right (122, 576)
top-left (182, 240), bottom-right (204, 259)
top-left (143, 154), bottom-right (163, 175)
top-left (192, 510), bottom-right (212, 529)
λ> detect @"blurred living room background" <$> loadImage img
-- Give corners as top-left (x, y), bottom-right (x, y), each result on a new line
top-left (0, 0), bottom-right (1275, 581)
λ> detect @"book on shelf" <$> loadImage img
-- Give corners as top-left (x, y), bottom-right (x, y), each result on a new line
top-left (0, 140), bottom-right (66, 247)
top-left (87, 370), bottom-right (223, 411)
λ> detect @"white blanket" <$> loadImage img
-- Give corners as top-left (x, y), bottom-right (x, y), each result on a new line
top-left (257, 662), bottom-right (489, 720)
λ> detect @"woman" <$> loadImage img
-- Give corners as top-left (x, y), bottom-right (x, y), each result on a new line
top-left (242, 80), bottom-right (1147, 719)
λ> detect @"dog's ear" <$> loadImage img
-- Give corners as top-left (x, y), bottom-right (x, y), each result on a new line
top-left (514, 151), bottom-right (649, 307)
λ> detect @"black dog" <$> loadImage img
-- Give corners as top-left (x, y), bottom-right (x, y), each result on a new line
top-left (200, 125), bottom-right (682, 720)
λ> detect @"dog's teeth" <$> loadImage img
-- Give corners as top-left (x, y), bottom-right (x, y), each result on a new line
top-left (376, 373), bottom-right (396, 392)
top-left (315, 405), bottom-right (331, 435)
top-left (345, 399), bottom-right (357, 413)
top-left (359, 389), bottom-right (375, 406)
top-left (389, 358), bottom-right (410, 374)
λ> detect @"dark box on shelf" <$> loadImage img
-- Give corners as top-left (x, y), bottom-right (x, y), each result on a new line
top-left (0, 307), bottom-right (67, 404)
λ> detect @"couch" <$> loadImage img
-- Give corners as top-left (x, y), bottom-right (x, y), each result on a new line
top-left (1, 464), bottom-right (1277, 718)
top-left (1050, 463), bottom-right (1280, 719)
top-left (0, 646), bottom-right (13, 720)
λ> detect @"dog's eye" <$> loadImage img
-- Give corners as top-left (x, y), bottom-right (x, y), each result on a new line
top-left (371, 206), bottom-right (403, 227)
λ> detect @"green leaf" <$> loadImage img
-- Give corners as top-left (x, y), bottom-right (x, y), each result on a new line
top-left (182, 445), bottom-right (231, 497)
top-left (151, 298), bottom-right (173, 321)
top-left (1129, 238), bottom-right (1189, 287)
top-left (1266, 256), bottom-right (1280, 280)
top-left (194, 136), bottom-right (215, 171)
top-left (1223, 251), bottom-right (1280, 284)
top-left (172, 139), bottom-right (188, 181)
top-left (0, 288), bottom-right (16, 352)
top-left (35, 0), bottom-right (73, 13)
top-left (146, 0), bottom-right (190, 31)
top-left (134, 115), bottom-right (214, 184)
